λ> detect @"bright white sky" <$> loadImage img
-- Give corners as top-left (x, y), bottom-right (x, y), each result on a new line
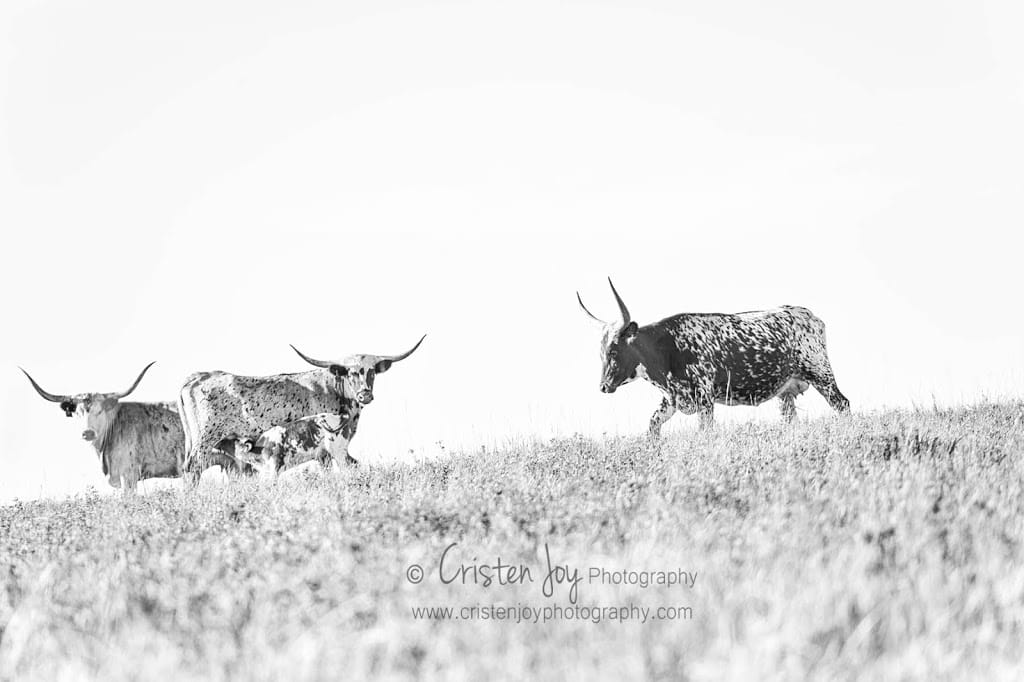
top-left (2, 0), bottom-right (1023, 501)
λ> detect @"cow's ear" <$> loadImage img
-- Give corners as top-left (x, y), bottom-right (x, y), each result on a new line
top-left (622, 322), bottom-right (639, 339)
top-left (330, 365), bottom-right (349, 377)
top-left (374, 359), bottom-right (393, 374)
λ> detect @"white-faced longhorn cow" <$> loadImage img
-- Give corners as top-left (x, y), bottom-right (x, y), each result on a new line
top-left (20, 362), bottom-right (184, 490)
top-left (577, 279), bottom-right (849, 434)
top-left (177, 336), bottom-right (425, 484)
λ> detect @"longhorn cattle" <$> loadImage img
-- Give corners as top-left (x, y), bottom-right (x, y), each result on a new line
top-left (577, 279), bottom-right (849, 434)
top-left (177, 335), bottom-right (425, 484)
top-left (230, 413), bottom-right (357, 478)
top-left (20, 363), bottom-right (184, 491)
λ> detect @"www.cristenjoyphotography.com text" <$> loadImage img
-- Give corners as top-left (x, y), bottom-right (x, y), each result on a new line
top-left (410, 603), bottom-right (694, 625)
top-left (3, 1), bottom-right (1023, 681)
top-left (406, 543), bottom-right (698, 624)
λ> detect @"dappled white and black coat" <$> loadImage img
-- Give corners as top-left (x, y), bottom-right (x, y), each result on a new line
top-left (578, 280), bottom-right (849, 433)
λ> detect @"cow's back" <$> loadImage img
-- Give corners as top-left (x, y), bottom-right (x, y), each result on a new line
top-left (665, 307), bottom-right (806, 403)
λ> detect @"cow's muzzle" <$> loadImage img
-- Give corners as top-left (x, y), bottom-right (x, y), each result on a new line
top-left (82, 429), bottom-right (96, 441)
top-left (600, 383), bottom-right (616, 394)
top-left (357, 391), bottom-right (373, 405)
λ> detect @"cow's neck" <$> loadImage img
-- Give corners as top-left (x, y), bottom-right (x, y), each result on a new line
top-left (332, 378), bottom-right (361, 420)
top-left (87, 407), bottom-right (121, 457)
top-left (631, 328), bottom-right (674, 390)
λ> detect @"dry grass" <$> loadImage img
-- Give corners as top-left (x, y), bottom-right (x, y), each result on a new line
top-left (2, 403), bottom-right (1023, 681)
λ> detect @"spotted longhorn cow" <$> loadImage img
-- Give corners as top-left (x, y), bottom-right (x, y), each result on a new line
top-left (21, 362), bottom-right (184, 490)
top-left (177, 336), bottom-right (425, 484)
top-left (577, 279), bottom-right (849, 433)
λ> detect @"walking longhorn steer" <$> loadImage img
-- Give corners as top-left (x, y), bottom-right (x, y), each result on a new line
top-left (20, 362), bottom-right (184, 490)
top-left (178, 335), bottom-right (426, 484)
top-left (577, 279), bottom-right (849, 434)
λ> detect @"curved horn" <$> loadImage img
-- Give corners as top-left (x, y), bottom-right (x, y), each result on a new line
top-left (379, 334), bottom-right (427, 363)
top-left (290, 344), bottom-right (334, 368)
top-left (607, 277), bottom-right (631, 326)
top-left (20, 368), bottom-right (70, 403)
top-left (576, 292), bottom-right (606, 324)
top-left (114, 361), bottom-right (156, 399)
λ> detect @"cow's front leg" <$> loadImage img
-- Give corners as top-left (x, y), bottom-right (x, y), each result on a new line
top-left (327, 456), bottom-right (358, 475)
top-left (119, 474), bottom-right (138, 495)
top-left (648, 397), bottom-right (677, 437)
top-left (323, 435), bottom-right (357, 474)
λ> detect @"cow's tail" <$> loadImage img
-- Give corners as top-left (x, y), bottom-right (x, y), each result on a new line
top-left (177, 373), bottom-right (202, 488)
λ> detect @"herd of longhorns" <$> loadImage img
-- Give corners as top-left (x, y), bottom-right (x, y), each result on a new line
top-left (21, 280), bottom-right (849, 492)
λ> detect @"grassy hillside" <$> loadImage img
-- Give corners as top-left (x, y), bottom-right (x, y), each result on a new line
top-left (2, 403), bottom-right (1023, 681)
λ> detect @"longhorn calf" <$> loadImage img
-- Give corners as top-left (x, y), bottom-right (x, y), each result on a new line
top-left (21, 363), bottom-right (184, 491)
top-left (178, 335), bottom-right (425, 484)
top-left (231, 413), bottom-right (357, 478)
top-left (577, 279), bottom-right (849, 434)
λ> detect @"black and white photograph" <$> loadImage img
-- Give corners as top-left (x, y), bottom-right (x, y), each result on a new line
top-left (1, 1), bottom-right (1023, 680)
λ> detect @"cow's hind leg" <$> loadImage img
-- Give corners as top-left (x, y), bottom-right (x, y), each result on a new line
top-left (185, 439), bottom-right (231, 485)
top-left (796, 322), bottom-right (850, 413)
top-left (649, 397), bottom-right (676, 437)
top-left (182, 467), bottom-right (201, 488)
top-left (695, 398), bottom-right (715, 430)
top-left (779, 394), bottom-right (797, 422)
top-left (799, 360), bottom-right (850, 413)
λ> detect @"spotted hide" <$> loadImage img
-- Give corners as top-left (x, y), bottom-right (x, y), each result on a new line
top-left (21, 363), bottom-right (184, 491)
top-left (577, 279), bottom-right (849, 434)
top-left (178, 336), bottom-right (425, 484)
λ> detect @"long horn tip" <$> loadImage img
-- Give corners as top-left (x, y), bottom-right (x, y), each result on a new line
top-left (606, 277), bottom-right (631, 323)
top-left (20, 367), bottom-right (67, 402)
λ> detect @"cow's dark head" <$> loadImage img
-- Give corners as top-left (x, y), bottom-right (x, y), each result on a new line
top-left (20, 362), bottom-right (156, 459)
top-left (289, 335), bottom-right (426, 405)
top-left (577, 279), bottom-right (644, 394)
